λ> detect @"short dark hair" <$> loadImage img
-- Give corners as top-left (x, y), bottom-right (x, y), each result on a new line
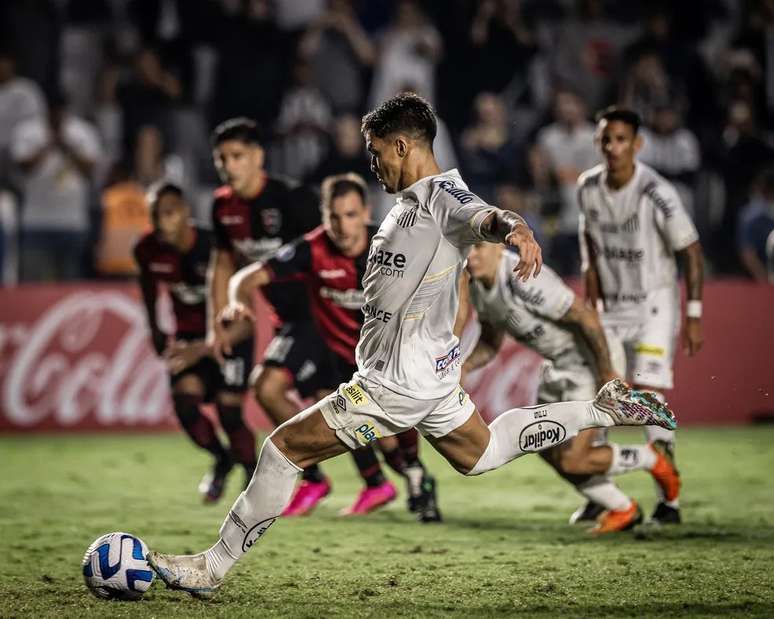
top-left (595, 106), bottom-right (641, 133)
top-left (211, 117), bottom-right (263, 148)
top-left (361, 92), bottom-right (437, 145)
top-left (321, 173), bottom-right (368, 212)
top-left (147, 180), bottom-right (185, 218)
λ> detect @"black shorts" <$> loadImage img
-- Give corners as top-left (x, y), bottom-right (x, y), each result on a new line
top-left (262, 321), bottom-right (356, 398)
top-left (170, 335), bottom-right (254, 401)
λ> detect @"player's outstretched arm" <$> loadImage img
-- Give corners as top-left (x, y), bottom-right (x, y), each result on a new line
top-left (479, 210), bottom-right (542, 281)
top-left (207, 248), bottom-right (237, 361)
top-left (559, 296), bottom-right (618, 386)
top-left (677, 240), bottom-right (705, 356)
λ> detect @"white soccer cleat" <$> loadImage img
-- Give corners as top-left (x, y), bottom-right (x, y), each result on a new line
top-left (593, 379), bottom-right (677, 430)
top-left (146, 550), bottom-right (221, 598)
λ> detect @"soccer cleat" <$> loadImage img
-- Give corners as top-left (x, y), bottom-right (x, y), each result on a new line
top-left (569, 501), bottom-right (605, 525)
top-left (281, 478), bottom-right (332, 517)
top-left (590, 501), bottom-right (643, 534)
top-left (339, 481), bottom-right (397, 516)
top-left (650, 501), bottom-right (682, 525)
top-left (649, 441), bottom-right (681, 502)
top-left (415, 475), bottom-right (442, 523)
top-left (404, 464), bottom-right (425, 513)
top-left (146, 551), bottom-right (221, 598)
top-left (594, 379), bottom-right (677, 430)
top-left (199, 456), bottom-right (233, 504)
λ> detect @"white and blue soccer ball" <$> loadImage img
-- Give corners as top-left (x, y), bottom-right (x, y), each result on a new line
top-left (81, 532), bottom-right (154, 600)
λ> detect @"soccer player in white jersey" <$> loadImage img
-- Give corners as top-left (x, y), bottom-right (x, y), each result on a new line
top-left (578, 107), bottom-right (705, 525)
top-left (146, 93), bottom-right (677, 596)
top-left (462, 243), bottom-right (680, 533)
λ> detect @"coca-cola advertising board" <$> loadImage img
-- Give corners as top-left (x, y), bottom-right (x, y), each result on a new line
top-left (0, 281), bottom-right (772, 432)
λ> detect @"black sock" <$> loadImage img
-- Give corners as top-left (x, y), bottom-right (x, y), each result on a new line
top-left (173, 394), bottom-right (228, 462)
top-left (351, 447), bottom-right (385, 487)
top-left (301, 464), bottom-right (325, 483)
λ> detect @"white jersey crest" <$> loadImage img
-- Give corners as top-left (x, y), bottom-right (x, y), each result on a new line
top-left (356, 169), bottom-right (495, 398)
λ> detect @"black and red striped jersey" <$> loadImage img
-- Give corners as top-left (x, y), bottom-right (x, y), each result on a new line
top-left (211, 176), bottom-right (320, 324)
top-left (133, 227), bottom-right (211, 337)
top-left (265, 225), bottom-right (377, 364)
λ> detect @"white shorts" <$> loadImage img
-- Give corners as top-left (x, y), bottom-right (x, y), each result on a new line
top-left (603, 288), bottom-right (680, 390)
top-left (537, 361), bottom-right (597, 403)
top-left (319, 373), bottom-right (476, 450)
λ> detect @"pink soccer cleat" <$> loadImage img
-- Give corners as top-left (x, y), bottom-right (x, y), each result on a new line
top-left (281, 478), bottom-right (332, 517)
top-left (339, 481), bottom-right (397, 516)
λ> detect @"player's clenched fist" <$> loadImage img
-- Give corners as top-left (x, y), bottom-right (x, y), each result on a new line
top-left (505, 222), bottom-right (543, 282)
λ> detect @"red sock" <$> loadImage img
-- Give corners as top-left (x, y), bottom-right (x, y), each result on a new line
top-left (173, 394), bottom-right (227, 460)
top-left (351, 447), bottom-right (385, 487)
top-left (397, 429), bottom-right (422, 467)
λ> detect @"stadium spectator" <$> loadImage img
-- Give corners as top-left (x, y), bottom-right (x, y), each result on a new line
top-left (0, 49), bottom-right (46, 158)
top-left (549, 0), bottom-right (634, 110)
top-left (459, 92), bottom-right (519, 202)
top-left (535, 88), bottom-right (599, 275)
top-left (639, 103), bottom-right (701, 217)
top-left (299, 0), bottom-right (375, 115)
top-left (368, 0), bottom-right (442, 108)
top-left (619, 51), bottom-right (680, 127)
top-left (737, 168), bottom-right (774, 283)
top-left (307, 114), bottom-right (372, 184)
top-left (272, 57), bottom-right (332, 180)
top-left (10, 92), bottom-right (101, 281)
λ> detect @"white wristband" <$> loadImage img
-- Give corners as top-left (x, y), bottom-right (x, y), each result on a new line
top-left (686, 300), bottom-right (702, 319)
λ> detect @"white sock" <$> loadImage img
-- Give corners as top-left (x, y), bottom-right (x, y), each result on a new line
top-left (645, 425), bottom-right (675, 444)
top-left (468, 400), bottom-right (613, 475)
top-left (607, 443), bottom-right (657, 475)
top-left (204, 438), bottom-right (301, 580)
top-left (576, 476), bottom-right (632, 512)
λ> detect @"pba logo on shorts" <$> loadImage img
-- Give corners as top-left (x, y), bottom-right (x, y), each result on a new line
top-left (343, 383), bottom-right (368, 406)
top-left (355, 423), bottom-right (381, 445)
top-left (518, 421), bottom-right (566, 452)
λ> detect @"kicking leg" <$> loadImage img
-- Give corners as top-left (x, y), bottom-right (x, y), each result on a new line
top-left (147, 400), bottom-right (348, 596)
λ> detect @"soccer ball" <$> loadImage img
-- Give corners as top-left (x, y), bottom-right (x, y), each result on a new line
top-left (81, 532), bottom-right (154, 600)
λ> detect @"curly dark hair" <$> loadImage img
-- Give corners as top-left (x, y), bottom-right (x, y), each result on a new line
top-left (361, 92), bottom-right (437, 145)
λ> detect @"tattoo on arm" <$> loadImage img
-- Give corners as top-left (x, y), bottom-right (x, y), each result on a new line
top-left (680, 241), bottom-right (704, 302)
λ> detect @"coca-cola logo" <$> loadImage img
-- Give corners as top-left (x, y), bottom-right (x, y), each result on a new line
top-left (1, 290), bottom-right (172, 429)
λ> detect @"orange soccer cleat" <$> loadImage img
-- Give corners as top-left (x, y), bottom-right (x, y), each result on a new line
top-left (649, 440), bottom-right (681, 502)
top-left (590, 500), bottom-right (643, 534)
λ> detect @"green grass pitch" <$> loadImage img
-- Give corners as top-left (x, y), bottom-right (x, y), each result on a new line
top-left (2, 427), bottom-right (773, 617)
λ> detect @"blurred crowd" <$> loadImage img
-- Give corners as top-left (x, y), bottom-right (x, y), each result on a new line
top-left (1, 0), bottom-right (773, 284)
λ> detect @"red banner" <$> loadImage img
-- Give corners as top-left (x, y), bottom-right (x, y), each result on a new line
top-left (0, 281), bottom-right (772, 432)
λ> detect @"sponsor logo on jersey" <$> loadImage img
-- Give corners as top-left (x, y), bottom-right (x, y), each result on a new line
top-left (233, 237), bottom-right (283, 261)
top-left (355, 423), bottom-right (381, 445)
top-left (320, 287), bottom-right (365, 310)
top-left (241, 517), bottom-right (277, 551)
top-left (260, 208), bottom-right (282, 234)
top-left (635, 343), bottom-right (665, 357)
top-left (435, 345), bottom-right (461, 378)
top-left (396, 206), bottom-right (418, 228)
top-left (604, 292), bottom-right (648, 304)
top-left (149, 262), bottom-right (174, 273)
top-left (518, 421), bottom-right (566, 452)
top-left (221, 215), bottom-right (244, 225)
top-left (368, 248), bottom-right (407, 278)
top-left (169, 282), bottom-right (206, 305)
top-left (436, 179), bottom-right (475, 204)
top-left (319, 268), bottom-right (347, 279)
top-left (602, 246), bottom-right (644, 264)
top-left (643, 183), bottom-right (674, 218)
top-left (362, 303), bottom-right (392, 323)
top-left (343, 383), bottom-right (368, 406)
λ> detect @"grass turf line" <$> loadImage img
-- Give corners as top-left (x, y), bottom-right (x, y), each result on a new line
top-left (1, 427), bottom-right (773, 617)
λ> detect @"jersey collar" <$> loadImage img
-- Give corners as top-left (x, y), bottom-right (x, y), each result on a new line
top-left (399, 168), bottom-right (463, 205)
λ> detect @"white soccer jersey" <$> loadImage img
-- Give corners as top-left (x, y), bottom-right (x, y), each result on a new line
top-left (469, 252), bottom-right (593, 370)
top-left (356, 169), bottom-right (496, 399)
top-left (578, 162), bottom-right (698, 323)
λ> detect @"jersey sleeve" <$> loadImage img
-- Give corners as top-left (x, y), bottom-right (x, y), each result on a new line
top-left (211, 200), bottom-right (233, 251)
top-left (509, 264), bottom-right (574, 321)
top-left (649, 182), bottom-right (699, 251)
top-left (427, 181), bottom-right (496, 248)
top-left (265, 237), bottom-right (312, 281)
